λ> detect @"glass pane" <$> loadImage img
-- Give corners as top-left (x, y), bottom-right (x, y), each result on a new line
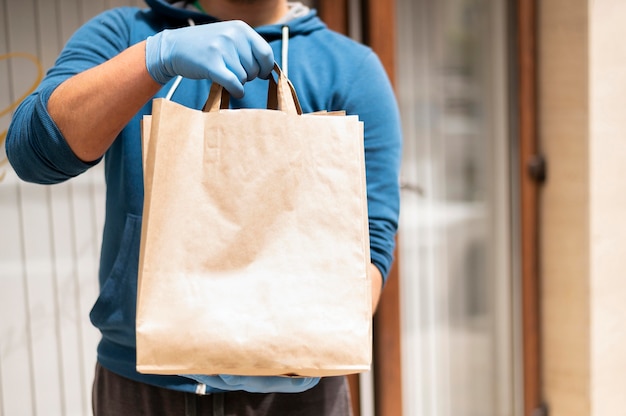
top-left (396, 0), bottom-right (520, 415)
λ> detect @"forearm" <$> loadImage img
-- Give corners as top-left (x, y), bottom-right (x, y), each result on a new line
top-left (48, 41), bottom-right (161, 162)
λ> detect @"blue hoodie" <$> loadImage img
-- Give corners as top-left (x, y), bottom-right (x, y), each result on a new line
top-left (6, 0), bottom-right (402, 393)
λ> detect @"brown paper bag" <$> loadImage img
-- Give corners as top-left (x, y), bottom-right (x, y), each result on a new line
top-left (136, 65), bottom-right (371, 377)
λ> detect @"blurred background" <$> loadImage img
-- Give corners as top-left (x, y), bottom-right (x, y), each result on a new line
top-left (2, 0), bottom-right (626, 415)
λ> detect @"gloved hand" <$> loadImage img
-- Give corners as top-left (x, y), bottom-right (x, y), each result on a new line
top-left (183, 374), bottom-right (321, 394)
top-left (145, 20), bottom-right (274, 98)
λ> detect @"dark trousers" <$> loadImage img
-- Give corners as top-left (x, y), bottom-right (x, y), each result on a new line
top-left (92, 363), bottom-right (353, 416)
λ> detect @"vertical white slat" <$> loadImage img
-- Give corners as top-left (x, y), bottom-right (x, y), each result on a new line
top-left (0, 182), bottom-right (35, 416)
top-left (0, 0), bottom-right (10, 183)
top-left (49, 183), bottom-right (90, 416)
top-left (489, 1), bottom-right (519, 415)
top-left (34, 0), bottom-right (61, 69)
top-left (57, 0), bottom-right (82, 45)
top-left (69, 175), bottom-right (102, 409)
top-left (4, 0), bottom-right (63, 414)
top-left (0, 2), bottom-right (14, 414)
top-left (358, 371), bottom-right (375, 416)
top-left (91, 164), bottom-right (106, 257)
top-left (396, 0), bottom-right (427, 413)
top-left (18, 183), bottom-right (65, 415)
top-left (80, 0), bottom-right (106, 24)
top-left (0, 185), bottom-right (37, 416)
top-left (30, 1), bottom-right (87, 413)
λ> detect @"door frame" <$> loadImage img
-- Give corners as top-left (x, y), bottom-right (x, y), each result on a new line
top-left (515, 0), bottom-right (544, 414)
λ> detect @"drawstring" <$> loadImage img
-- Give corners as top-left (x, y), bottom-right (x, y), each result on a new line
top-left (164, 18), bottom-right (196, 100)
top-left (281, 25), bottom-right (289, 78)
top-left (164, 75), bottom-right (183, 101)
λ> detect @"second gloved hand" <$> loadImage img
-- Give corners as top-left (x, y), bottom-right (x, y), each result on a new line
top-left (145, 21), bottom-right (274, 98)
top-left (183, 374), bottom-right (321, 394)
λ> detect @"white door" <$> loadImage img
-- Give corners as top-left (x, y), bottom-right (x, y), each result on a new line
top-left (396, 0), bottom-right (523, 415)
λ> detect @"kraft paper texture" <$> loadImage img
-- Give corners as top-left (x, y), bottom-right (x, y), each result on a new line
top-left (136, 67), bottom-right (371, 377)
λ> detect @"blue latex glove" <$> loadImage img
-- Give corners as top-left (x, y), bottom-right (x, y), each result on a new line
top-left (183, 374), bottom-right (321, 394)
top-left (145, 21), bottom-right (274, 98)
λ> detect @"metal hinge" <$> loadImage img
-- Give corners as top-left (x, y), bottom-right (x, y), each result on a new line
top-left (527, 154), bottom-right (547, 184)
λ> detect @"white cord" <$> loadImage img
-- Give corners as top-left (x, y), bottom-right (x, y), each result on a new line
top-left (281, 25), bottom-right (289, 78)
top-left (164, 18), bottom-right (197, 101)
top-left (164, 76), bottom-right (183, 101)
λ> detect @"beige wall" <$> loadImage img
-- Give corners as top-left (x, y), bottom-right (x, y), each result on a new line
top-left (589, 0), bottom-right (626, 414)
top-left (539, 0), bottom-right (590, 414)
top-left (540, 0), bottom-right (626, 415)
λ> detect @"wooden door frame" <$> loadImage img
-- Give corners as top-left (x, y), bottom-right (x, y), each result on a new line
top-left (515, 0), bottom-right (544, 414)
top-left (317, 1), bottom-right (403, 416)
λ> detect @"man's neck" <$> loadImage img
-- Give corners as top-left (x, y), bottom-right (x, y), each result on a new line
top-left (198, 0), bottom-right (289, 27)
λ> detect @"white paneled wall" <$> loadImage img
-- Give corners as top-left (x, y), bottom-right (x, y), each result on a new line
top-left (1, 1), bottom-right (144, 415)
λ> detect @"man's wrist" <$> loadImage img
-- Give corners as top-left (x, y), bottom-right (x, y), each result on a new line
top-left (145, 35), bottom-right (171, 85)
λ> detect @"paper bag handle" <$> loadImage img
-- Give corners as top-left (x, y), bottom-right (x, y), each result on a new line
top-left (202, 63), bottom-right (302, 115)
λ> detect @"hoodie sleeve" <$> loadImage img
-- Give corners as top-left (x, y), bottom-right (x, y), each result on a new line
top-left (340, 51), bottom-right (402, 284)
top-left (6, 8), bottom-right (136, 184)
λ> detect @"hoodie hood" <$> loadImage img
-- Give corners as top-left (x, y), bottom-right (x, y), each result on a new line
top-left (144, 0), bottom-right (326, 39)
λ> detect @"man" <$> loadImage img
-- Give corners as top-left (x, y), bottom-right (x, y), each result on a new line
top-left (6, 0), bottom-right (402, 414)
